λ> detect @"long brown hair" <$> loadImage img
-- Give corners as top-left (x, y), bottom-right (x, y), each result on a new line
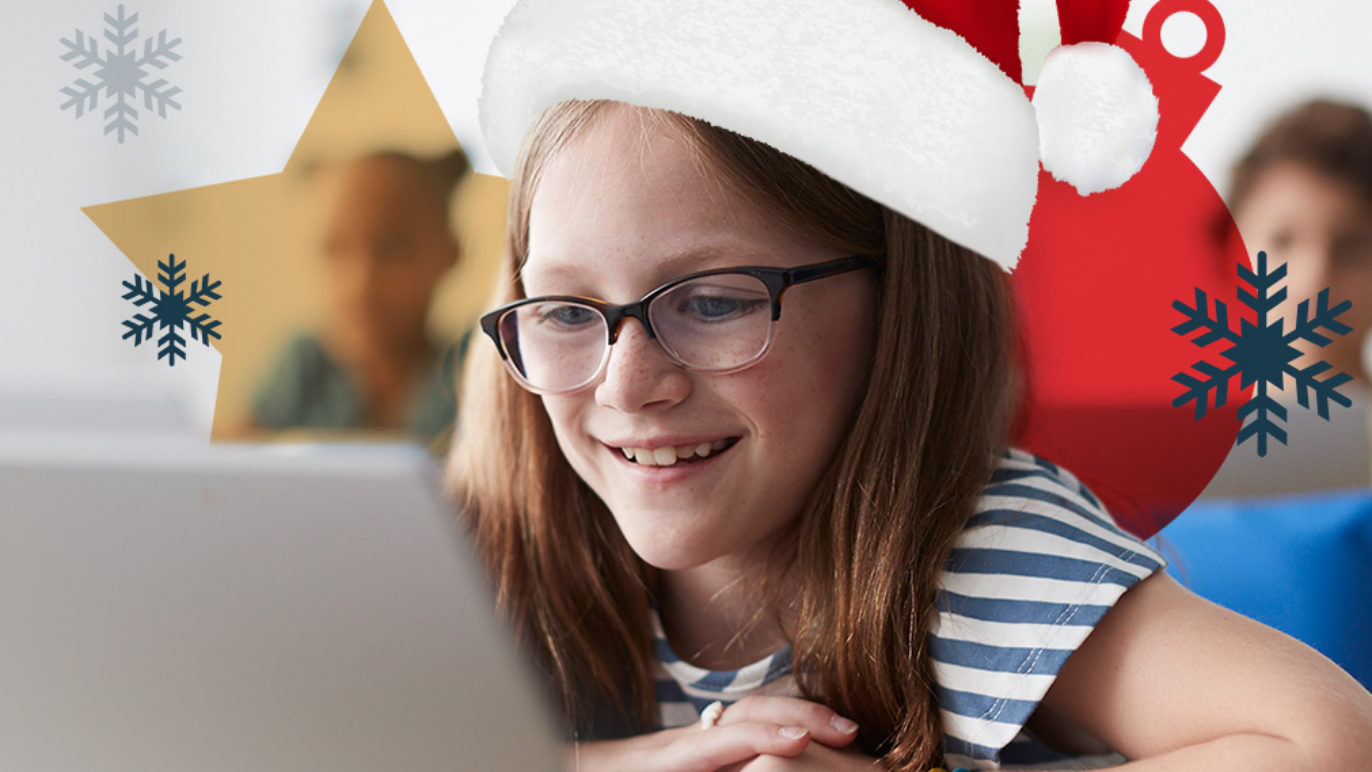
top-left (445, 100), bottom-right (1016, 769)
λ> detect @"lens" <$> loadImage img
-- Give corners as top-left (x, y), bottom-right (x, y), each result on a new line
top-left (650, 273), bottom-right (773, 370)
top-left (498, 301), bottom-right (608, 392)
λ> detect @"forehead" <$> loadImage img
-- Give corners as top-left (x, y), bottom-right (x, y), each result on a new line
top-left (318, 158), bottom-right (445, 229)
top-left (522, 107), bottom-right (816, 294)
top-left (1242, 162), bottom-right (1372, 221)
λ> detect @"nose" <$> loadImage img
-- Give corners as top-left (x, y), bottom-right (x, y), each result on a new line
top-left (593, 316), bottom-right (691, 413)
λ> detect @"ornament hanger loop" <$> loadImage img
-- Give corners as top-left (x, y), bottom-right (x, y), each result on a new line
top-left (1143, 0), bottom-right (1225, 71)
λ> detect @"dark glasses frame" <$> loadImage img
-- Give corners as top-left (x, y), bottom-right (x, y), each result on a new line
top-left (479, 253), bottom-right (883, 392)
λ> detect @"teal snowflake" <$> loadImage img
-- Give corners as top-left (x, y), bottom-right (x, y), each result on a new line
top-left (122, 255), bottom-right (221, 366)
top-left (1172, 251), bottom-right (1353, 456)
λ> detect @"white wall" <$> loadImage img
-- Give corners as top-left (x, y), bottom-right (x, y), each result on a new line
top-left (1126, 0), bottom-right (1372, 193)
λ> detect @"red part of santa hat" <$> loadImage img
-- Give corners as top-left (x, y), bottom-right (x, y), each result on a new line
top-left (903, 0), bottom-right (1134, 84)
top-left (905, 0), bottom-right (1158, 195)
top-left (903, 0), bottom-right (1024, 82)
top-left (1055, 0), bottom-right (1130, 46)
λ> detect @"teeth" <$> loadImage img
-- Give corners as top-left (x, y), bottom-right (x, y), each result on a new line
top-left (618, 439), bottom-right (734, 467)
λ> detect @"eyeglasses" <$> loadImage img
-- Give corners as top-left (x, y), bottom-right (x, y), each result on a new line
top-left (479, 254), bottom-right (882, 395)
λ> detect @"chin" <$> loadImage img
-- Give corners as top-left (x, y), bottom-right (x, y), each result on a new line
top-left (617, 523), bottom-right (720, 572)
top-left (632, 551), bottom-right (714, 572)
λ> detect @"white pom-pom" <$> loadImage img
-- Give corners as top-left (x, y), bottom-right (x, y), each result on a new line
top-left (1032, 42), bottom-right (1159, 196)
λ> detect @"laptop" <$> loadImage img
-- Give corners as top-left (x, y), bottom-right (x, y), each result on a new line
top-left (0, 432), bottom-right (562, 771)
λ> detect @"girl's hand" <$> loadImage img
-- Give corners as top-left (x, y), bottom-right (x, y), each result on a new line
top-left (717, 742), bottom-right (881, 771)
top-left (562, 696), bottom-right (861, 772)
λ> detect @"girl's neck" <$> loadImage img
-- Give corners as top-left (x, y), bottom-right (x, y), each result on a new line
top-left (655, 558), bottom-right (794, 671)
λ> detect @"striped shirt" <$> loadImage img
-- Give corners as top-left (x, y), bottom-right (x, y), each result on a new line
top-left (653, 448), bottom-right (1167, 770)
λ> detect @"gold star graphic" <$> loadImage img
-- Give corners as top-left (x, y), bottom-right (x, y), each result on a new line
top-left (84, 1), bottom-right (507, 444)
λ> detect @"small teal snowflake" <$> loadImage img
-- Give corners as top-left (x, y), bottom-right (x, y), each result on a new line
top-left (122, 255), bottom-right (221, 367)
top-left (1172, 250), bottom-right (1352, 456)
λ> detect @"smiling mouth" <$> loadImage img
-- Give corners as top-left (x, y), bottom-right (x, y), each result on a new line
top-left (613, 437), bottom-right (741, 468)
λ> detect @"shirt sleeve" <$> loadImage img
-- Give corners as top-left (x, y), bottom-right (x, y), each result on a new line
top-left (931, 447), bottom-right (1168, 770)
top-left (250, 333), bottom-right (359, 430)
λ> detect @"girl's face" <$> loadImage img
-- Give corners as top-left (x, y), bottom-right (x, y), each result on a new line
top-left (521, 108), bottom-right (878, 572)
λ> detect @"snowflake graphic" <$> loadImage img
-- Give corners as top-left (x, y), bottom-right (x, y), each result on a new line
top-left (122, 255), bottom-right (222, 367)
top-left (1172, 250), bottom-right (1353, 456)
top-left (60, 5), bottom-right (182, 142)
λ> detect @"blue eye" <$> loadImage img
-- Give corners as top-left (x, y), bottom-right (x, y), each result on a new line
top-left (692, 296), bottom-right (741, 318)
top-left (678, 293), bottom-right (766, 322)
top-left (539, 305), bottom-right (598, 329)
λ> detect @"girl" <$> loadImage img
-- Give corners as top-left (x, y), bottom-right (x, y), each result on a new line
top-left (448, 2), bottom-right (1372, 769)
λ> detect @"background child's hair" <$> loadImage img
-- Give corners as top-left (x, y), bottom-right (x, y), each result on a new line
top-left (443, 100), bottom-right (1017, 770)
top-left (1229, 98), bottom-right (1372, 214)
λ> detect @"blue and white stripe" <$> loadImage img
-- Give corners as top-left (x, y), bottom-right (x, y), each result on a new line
top-left (653, 447), bottom-right (1166, 770)
top-left (653, 610), bottom-right (796, 730)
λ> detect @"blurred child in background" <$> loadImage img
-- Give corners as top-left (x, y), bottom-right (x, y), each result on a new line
top-left (249, 149), bottom-right (470, 446)
top-left (1230, 98), bottom-right (1372, 387)
top-left (1202, 98), bottom-right (1372, 495)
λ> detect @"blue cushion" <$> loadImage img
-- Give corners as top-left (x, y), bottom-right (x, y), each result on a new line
top-left (1158, 490), bottom-right (1372, 691)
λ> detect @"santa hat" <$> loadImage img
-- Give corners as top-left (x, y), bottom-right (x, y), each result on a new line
top-left (479, 0), bottom-right (1158, 272)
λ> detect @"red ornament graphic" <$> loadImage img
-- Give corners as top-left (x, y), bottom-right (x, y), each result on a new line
top-left (1011, 0), bottom-right (1248, 539)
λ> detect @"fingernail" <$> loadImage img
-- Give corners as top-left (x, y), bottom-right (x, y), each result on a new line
top-left (779, 726), bottom-right (808, 739)
top-left (830, 716), bottom-right (859, 734)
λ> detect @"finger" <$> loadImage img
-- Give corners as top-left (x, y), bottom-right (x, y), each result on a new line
top-left (716, 696), bottom-right (860, 747)
top-left (680, 721), bottom-right (812, 771)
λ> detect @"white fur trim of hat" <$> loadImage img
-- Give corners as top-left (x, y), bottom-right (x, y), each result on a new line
top-left (478, 0), bottom-right (1158, 272)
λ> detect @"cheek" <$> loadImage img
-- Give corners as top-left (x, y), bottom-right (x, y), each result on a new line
top-left (1282, 260), bottom-right (1341, 310)
top-left (806, 303), bottom-right (875, 393)
top-left (1328, 268), bottom-right (1372, 328)
top-left (539, 398), bottom-right (594, 472)
top-left (324, 262), bottom-right (361, 294)
top-left (1232, 202), bottom-right (1266, 243)
top-left (746, 318), bottom-right (872, 448)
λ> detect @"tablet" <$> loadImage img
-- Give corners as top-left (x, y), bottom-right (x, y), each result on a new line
top-left (0, 433), bottom-right (561, 771)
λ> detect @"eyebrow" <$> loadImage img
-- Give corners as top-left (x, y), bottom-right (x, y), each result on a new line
top-left (521, 244), bottom-right (781, 292)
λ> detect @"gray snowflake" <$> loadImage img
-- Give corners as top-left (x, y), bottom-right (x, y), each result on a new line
top-left (60, 5), bottom-right (182, 142)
